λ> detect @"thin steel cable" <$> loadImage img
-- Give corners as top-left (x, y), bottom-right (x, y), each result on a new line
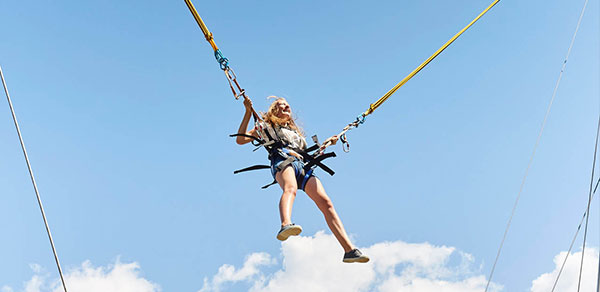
top-left (596, 9), bottom-right (600, 292)
top-left (484, 0), bottom-right (589, 290)
top-left (551, 177), bottom-right (600, 292)
top-left (575, 0), bottom-right (593, 290)
top-left (597, 186), bottom-right (600, 292)
top-left (0, 65), bottom-right (68, 292)
top-left (577, 104), bottom-right (600, 292)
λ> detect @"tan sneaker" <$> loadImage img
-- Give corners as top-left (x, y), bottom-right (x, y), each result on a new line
top-left (276, 224), bottom-right (302, 241)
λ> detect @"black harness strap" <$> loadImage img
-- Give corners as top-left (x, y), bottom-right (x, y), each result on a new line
top-left (261, 180), bottom-right (278, 189)
top-left (229, 133), bottom-right (264, 146)
top-left (261, 124), bottom-right (277, 141)
top-left (303, 152), bottom-right (337, 176)
top-left (233, 165), bottom-right (270, 174)
top-left (305, 144), bottom-right (320, 153)
top-left (232, 122), bottom-right (337, 190)
top-left (286, 146), bottom-right (336, 176)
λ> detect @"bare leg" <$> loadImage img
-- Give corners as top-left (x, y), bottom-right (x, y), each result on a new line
top-left (303, 176), bottom-right (354, 253)
top-left (275, 166), bottom-right (298, 226)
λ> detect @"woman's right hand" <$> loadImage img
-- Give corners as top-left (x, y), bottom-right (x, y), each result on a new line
top-left (243, 97), bottom-right (253, 111)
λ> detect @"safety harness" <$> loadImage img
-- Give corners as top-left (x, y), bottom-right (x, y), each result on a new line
top-left (230, 121), bottom-right (337, 190)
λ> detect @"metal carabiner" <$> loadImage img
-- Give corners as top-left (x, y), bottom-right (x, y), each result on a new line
top-left (340, 133), bottom-right (350, 153)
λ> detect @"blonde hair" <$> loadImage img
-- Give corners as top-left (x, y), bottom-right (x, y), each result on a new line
top-left (261, 96), bottom-right (304, 136)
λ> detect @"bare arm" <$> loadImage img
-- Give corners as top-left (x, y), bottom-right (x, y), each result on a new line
top-left (236, 98), bottom-right (259, 145)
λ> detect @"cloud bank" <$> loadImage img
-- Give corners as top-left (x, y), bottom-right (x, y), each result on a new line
top-left (199, 231), bottom-right (503, 292)
top-left (530, 248), bottom-right (598, 292)
top-left (4, 259), bottom-right (160, 292)
top-left (6, 235), bottom-right (598, 292)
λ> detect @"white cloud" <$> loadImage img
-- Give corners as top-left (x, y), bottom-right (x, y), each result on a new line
top-left (13, 238), bottom-right (596, 292)
top-left (530, 248), bottom-right (599, 292)
top-left (199, 252), bottom-right (275, 292)
top-left (4, 259), bottom-right (160, 292)
top-left (28, 264), bottom-right (43, 274)
top-left (199, 231), bottom-right (503, 292)
top-left (23, 275), bottom-right (44, 292)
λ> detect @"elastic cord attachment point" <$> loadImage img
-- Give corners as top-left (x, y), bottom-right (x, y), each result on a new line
top-left (214, 49), bottom-right (229, 70)
top-left (205, 32), bottom-right (214, 42)
top-left (355, 114), bottom-right (366, 126)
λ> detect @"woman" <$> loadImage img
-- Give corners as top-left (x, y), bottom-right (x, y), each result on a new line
top-left (236, 96), bottom-right (369, 263)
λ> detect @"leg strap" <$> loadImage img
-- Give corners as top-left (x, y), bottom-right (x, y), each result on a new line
top-left (262, 179), bottom-right (278, 189)
top-left (276, 156), bottom-right (296, 173)
top-left (233, 164), bottom-right (271, 174)
top-left (260, 156), bottom-right (296, 190)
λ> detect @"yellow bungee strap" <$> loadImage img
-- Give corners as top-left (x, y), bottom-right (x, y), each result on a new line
top-left (318, 0), bottom-right (501, 154)
top-left (184, 0), bottom-right (262, 121)
top-left (184, 0), bottom-right (218, 52)
top-left (363, 0), bottom-right (500, 117)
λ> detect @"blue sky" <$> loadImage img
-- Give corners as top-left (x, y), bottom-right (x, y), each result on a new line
top-left (1, 0), bottom-right (599, 291)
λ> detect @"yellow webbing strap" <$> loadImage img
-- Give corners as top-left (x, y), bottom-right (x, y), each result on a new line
top-left (363, 0), bottom-right (500, 117)
top-left (184, 0), bottom-right (262, 121)
top-left (184, 0), bottom-right (219, 51)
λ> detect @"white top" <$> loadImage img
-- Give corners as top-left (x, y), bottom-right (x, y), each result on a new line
top-left (256, 121), bottom-right (307, 150)
top-left (278, 126), bottom-right (307, 150)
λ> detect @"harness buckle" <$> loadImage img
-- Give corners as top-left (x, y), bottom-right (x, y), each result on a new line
top-left (311, 135), bottom-right (320, 146)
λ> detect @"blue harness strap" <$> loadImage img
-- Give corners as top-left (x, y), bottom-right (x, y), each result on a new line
top-left (300, 168), bottom-right (314, 191)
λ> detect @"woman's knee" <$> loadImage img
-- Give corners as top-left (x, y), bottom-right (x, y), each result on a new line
top-left (316, 196), bottom-right (334, 211)
top-left (283, 186), bottom-right (297, 197)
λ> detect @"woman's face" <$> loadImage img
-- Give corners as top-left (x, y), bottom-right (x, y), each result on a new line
top-left (274, 99), bottom-right (292, 120)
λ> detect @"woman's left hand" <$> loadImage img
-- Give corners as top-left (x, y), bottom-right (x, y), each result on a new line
top-left (324, 135), bottom-right (339, 146)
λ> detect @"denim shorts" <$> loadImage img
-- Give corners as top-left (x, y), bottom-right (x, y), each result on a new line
top-left (270, 154), bottom-right (304, 179)
top-left (270, 153), bottom-right (315, 190)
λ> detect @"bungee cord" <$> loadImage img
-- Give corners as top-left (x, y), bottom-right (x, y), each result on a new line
top-left (183, 0), bottom-right (261, 123)
top-left (484, 0), bottom-right (589, 290)
top-left (361, 0), bottom-right (500, 117)
top-left (0, 65), bottom-right (68, 292)
top-left (316, 0), bottom-right (500, 154)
